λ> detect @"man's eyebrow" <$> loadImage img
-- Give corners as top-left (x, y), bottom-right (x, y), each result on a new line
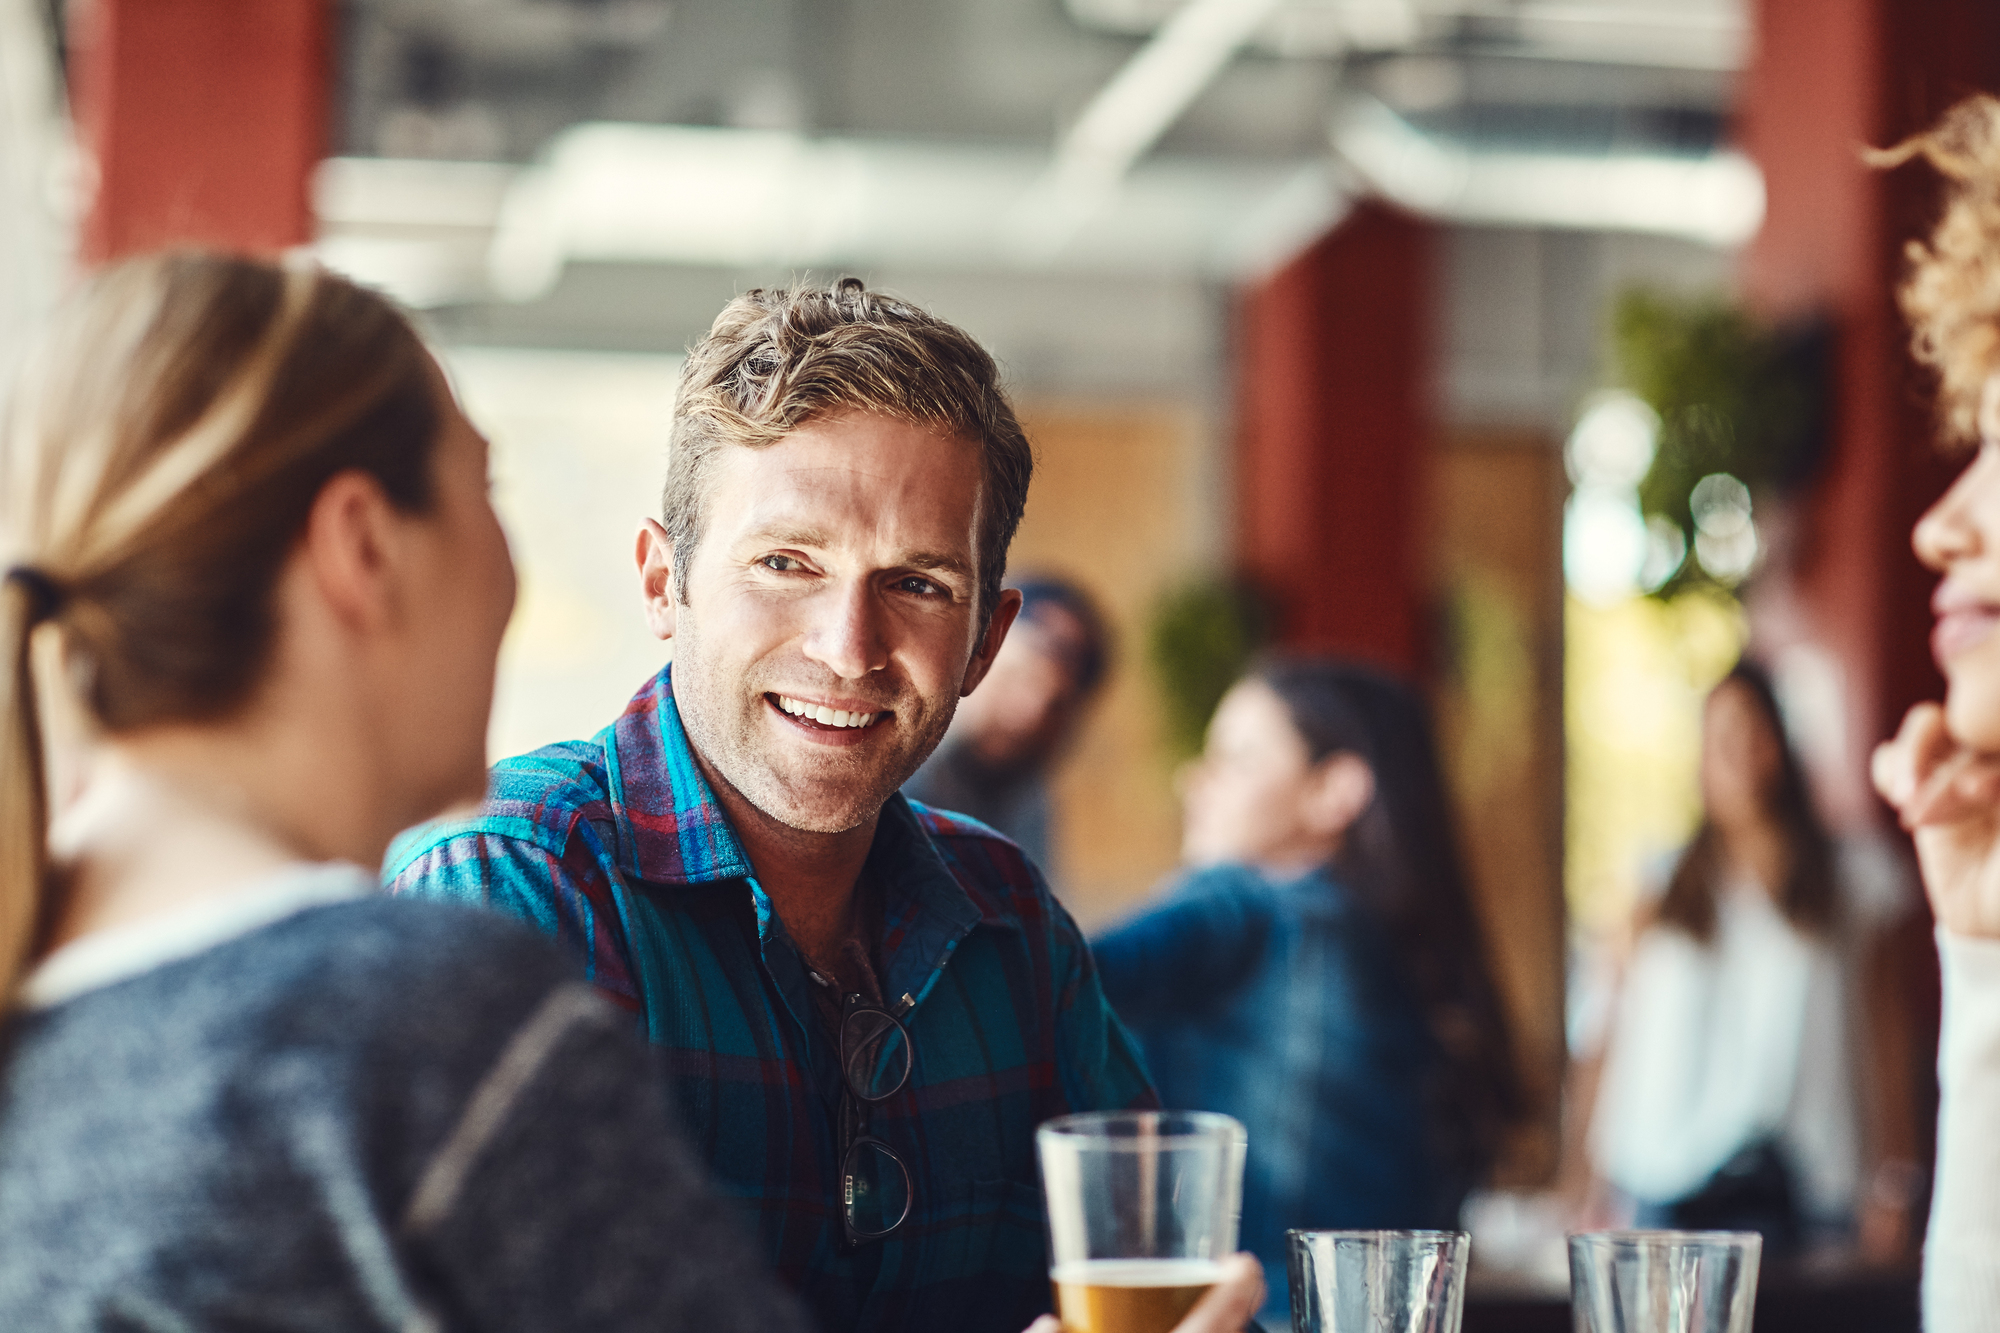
top-left (903, 551), bottom-right (975, 578)
top-left (742, 525), bottom-right (835, 548)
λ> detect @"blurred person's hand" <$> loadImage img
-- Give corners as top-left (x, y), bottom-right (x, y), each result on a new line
top-left (1874, 702), bottom-right (2000, 937)
top-left (1858, 1193), bottom-right (1918, 1265)
top-left (1021, 1253), bottom-right (1266, 1333)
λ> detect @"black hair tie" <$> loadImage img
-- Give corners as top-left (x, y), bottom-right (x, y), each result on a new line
top-left (4, 566), bottom-right (66, 626)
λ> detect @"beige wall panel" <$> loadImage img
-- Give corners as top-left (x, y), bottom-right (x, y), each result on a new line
top-left (1431, 431), bottom-right (1568, 1185)
top-left (1007, 400), bottom-right (1217, 929)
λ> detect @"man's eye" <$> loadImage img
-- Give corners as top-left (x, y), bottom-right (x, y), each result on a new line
top-left (760, 555), bottom-right (799, 572)
top-left (898, 576), bottom-right (944, 596)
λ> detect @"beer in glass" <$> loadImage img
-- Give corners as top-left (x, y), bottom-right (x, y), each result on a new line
top-left (1037, 1110), bottom-right (1246, 1333)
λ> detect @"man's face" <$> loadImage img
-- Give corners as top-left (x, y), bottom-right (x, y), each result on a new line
top-left (658, 412), bottom-right (1016, 834)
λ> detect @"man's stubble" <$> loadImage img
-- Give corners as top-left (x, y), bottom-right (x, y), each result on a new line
top-left (669, 606), bottom-right (964, 836)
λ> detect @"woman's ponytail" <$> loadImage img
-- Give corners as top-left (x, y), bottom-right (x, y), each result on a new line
top-left (0, 251), bottom-right (441, 1006)
top-left (0, 567), bottom-right (61, 1000)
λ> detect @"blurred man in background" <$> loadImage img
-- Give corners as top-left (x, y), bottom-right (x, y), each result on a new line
top-left (904, 577), bottom-right (1109, 876)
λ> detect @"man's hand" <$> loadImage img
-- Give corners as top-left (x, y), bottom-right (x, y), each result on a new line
top-left (1023, 1253), bottom-right (1267, 1333)
top-left (1873, 702), bottom-right (2000, 937)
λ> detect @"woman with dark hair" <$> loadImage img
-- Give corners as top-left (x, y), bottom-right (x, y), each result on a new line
top-left (1583, 661), bottom-right (1911, 1251)
top-left (1092, 657), bottom-right (1521, 1316)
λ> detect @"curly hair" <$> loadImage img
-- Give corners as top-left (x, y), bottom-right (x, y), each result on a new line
top-left (664, 278), bottom-right (1033, 622)
top-left (1874, 94), bottom-right (2000, 447)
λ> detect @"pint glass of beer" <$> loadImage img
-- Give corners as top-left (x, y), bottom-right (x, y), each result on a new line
top-left (1037, 1110), bottom-right (1247, 1333)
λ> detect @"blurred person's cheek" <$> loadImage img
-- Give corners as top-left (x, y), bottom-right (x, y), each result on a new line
top-left (1944, 618), bottom-right (2000, 752)
top-left (1929, 448), bottom-right (2000, 751)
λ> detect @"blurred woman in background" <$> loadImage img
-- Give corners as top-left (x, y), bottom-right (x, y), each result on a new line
top-left (1093, 657), bottom-right (1520, 1309)
top-left (0, 252), bottom-right (809, 1330)
top-left (1580, 661), bottom-right (1914, 1254)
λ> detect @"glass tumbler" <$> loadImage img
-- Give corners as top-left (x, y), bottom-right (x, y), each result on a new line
top-left (1287, 1229), bottom-right (1470, 1333)
top-left (1037, 1110), bottom-right (1247, 1333)
top-left (1566, 1231), bottom-right (1761, 1333)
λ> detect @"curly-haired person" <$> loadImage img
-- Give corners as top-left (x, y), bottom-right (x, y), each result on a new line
top-left (1873, 92), bottom-right (2000, 1332)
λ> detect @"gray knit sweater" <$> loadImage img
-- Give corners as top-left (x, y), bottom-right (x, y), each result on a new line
top-left (0, 866), bottom-right (813, 1333)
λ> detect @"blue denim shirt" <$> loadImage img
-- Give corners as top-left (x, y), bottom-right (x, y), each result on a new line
top-left (1092, 863), bottom-right (1444, 1300)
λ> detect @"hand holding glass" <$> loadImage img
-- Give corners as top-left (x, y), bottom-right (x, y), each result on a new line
top-left (1037, 1111), bottom-right (1247, 1333)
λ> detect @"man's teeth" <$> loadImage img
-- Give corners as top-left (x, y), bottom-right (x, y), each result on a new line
top-left (776, 696), bottom-right (877, 728)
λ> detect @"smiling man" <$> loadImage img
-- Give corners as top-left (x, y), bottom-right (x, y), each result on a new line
top-left (387, 280), bottom-right (1154, 1333)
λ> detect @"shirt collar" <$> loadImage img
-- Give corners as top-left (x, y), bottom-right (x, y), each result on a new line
top-left (598, 664), bottom-right (756, 886)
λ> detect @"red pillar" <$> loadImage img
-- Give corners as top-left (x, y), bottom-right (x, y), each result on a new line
top-left (70, 0), bottom-right (330, 264)
top-left (1234, 202), bottom-right (1433, 674)
top-left (1740, 0), bottom-right (2000, 827)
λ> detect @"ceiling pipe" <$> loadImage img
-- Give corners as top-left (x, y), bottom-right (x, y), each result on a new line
top-left (1004, 0), bottom-right (1298, 263)
top-left (1330, 94), bottom-right (1764, 247)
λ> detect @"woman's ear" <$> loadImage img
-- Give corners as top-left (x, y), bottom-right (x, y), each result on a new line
top-left (300, 468), bottom-right (401, 633)
top-left (1303, 752), bottom-right (1375, 840)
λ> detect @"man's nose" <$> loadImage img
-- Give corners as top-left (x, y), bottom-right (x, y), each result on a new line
top-left (801, 579), bottom-right (889, 680)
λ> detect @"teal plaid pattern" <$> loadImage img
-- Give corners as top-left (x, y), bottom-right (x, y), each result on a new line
top-left (386, 665), bottom-right (1155, 1333)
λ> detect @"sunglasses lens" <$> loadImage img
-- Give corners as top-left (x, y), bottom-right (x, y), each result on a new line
top-left (842, 1007), bottom-right (911, 1101)
top-left (844, 1137), bottom-right (912, 1240)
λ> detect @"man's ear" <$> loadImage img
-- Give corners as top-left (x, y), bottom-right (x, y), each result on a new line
top-left (959, 588), bottom-right (1024, 697)
top-left (302, 469), bottom-right (401, 633)
top-left (1303, 752), bottom-right (1375, 841)
top-left (636, 518), bottom-right (678, 641)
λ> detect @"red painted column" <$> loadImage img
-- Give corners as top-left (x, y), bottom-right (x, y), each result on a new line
top-left (1234, 202), bottom-right (1433, 673)
top-left (1739, 0), bottom-right (2000, 828)
top-left (69, 0), bottom-right (330, 264)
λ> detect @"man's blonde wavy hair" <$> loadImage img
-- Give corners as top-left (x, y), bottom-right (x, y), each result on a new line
top-left (663, 278), bottom-right (1033, 623)
top-left (1875, 94), bottom-right (2000, 447)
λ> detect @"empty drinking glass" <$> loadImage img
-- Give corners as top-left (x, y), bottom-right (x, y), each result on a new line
top-left (1566, 1231), bottom-right (1760, 1333)
top-left (1287, 1230), bottom-right (1470, 1333)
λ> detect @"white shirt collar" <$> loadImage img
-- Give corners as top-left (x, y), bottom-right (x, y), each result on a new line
top-left (19, 862), bottom-right (374, 1010)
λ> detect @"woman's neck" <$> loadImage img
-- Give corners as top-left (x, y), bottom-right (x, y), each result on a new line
top-left (40, 727), bottom-right (379, 956)
top-left (1249, 831), bottom-right (1345, 882)
top-left (1714, 813), bottom-right (1791, 895)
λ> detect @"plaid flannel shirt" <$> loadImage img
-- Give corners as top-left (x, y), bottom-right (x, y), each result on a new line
top-left (385, 665), bottom-right (1155, 1333)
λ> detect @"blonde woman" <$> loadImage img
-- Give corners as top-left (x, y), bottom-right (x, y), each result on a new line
top-left (1873, 94), bottom-right (2000, 1331)
top-left (0, 252), bottom-right (810, 1330)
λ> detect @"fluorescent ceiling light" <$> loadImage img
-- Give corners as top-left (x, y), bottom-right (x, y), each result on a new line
top-left (476, 124), bottom-right (1351, 299)
top-left (312, 108), bottom-right (1759, 308)
top-left (1332, 96), bottom-right (1763, 246)
top-left (1065, 0), bottom-right (1746, 70)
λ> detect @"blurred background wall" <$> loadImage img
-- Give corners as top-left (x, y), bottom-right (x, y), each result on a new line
top-left (17, 0), bottom-right (1996, 1193)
